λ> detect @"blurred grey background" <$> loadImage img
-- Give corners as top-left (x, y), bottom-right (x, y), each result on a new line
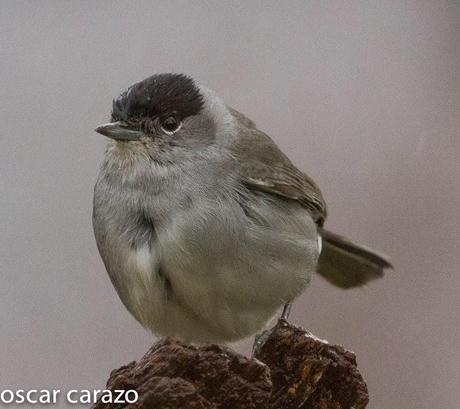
top-left (1, 1), bottom-right (459, 408)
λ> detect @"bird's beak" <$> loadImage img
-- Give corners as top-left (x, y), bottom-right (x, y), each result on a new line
top-left (95, 121), bottom-right (144, 141)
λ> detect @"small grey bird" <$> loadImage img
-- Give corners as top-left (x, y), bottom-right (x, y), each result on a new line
top-left (93, 73), bottom-right (391, 343)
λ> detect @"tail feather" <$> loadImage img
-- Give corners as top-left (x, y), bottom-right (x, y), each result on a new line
top-left (316, 229), bottom-right (392, 289)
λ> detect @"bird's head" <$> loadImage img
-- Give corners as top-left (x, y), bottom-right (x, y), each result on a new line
top-left (95, 73), bottom-right (230, 159)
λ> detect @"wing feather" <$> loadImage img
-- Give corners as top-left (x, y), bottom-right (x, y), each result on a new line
top-left (229, 125), bottom-right (327, 225)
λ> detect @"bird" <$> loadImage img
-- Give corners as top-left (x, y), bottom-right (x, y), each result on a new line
top-left (93, 73), bottom-right (392, 343)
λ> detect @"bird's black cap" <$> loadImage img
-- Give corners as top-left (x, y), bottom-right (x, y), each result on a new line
top-left (111, 73), bottom-right (204, 122)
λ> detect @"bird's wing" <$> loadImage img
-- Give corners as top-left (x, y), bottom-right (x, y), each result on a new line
top-left (229, 127), bottom-right (327, 225)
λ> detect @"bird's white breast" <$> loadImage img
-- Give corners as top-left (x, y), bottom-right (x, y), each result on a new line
top-left (94, 145), bottom-right (320, 342)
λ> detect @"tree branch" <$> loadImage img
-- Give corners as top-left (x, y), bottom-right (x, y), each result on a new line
top-left (93, 320), bottom-right (369, 409)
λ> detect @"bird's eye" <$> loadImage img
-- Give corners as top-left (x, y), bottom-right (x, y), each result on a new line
top-left (160, 116), bottom-right (182, 135)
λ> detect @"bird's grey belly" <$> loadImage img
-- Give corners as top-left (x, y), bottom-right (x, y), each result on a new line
top-left (94, 182), bottom-right (319, 342)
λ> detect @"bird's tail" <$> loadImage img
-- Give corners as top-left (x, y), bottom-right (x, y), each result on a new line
top-left (316, 229), bottom-right (392, 289)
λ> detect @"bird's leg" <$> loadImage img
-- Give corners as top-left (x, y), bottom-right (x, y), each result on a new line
top-left (252, 303), bottom-right (293, 357)
top-left (280, 302), bottom-right (292, 322)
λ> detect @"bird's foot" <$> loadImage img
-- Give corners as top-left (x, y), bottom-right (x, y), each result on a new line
top-left (252, 303), bottom-right (292, 357)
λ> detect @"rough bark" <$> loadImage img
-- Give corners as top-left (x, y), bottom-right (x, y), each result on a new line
top-left (93, 320), bottom-right (369, 409)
